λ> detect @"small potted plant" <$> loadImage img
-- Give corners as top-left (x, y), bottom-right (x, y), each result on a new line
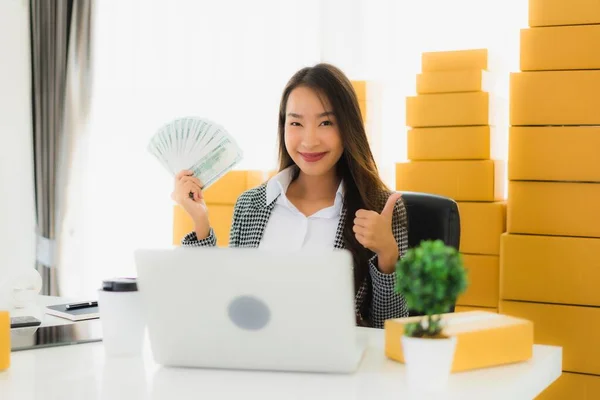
top-left (395, 239), bottom-right (468, 391)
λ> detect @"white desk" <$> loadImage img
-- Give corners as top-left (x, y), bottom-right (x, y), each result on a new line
top-left (1, 297), bottom-right (562, 400)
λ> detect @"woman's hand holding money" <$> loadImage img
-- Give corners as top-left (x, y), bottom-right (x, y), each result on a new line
top-left (172, 170), bottom-right (210, 240)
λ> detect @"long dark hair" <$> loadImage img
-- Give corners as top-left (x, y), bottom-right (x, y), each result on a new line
top-left (277, 63), bottom-right (390, 308)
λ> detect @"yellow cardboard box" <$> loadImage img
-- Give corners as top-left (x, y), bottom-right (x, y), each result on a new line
top-left (455, 305), bottom-right (497, 314)
top-left (529, 0), bottom-right (600, 27)
top-left (458, 202), bottom-right (506, 255)
top-left (456, 254), bottom-right (499, 308)
top-left (501, 301), bottom-right (600, 375)
top-left (421, 49), bottom-right (488, 72)
top-left (396, 160), bottom-right (505, 202)
top-left (172, 204), bottom-right (195, 245)
top-left (351, 80), bottom-right (366, 101)
top-left (203, 170), bottom-right (249, 205)
top-left (0, 311), bottom-right (9, 371)
top-left (510, 71), bottom-right (600, 126)
top-left (384, 311), bottom-right (533, 372)
top-left (537, 372), bottom-right (600, 400)
top-left (209, 205), bottom-right (235, 247)
top-left (507, 181), bottom-right (600, 238)
top-left (416, 69), bottom-right (493, 94)
top-left (406, 92), bottom-right (499, 128)
top-left (509, 127), bottom-right (600, 183)
top-left (501, 233), bottom-right (600, 307)
top-left (521, 25), bottom-right (600, 71)
top-left (407, 126), bottom-right (490, 160)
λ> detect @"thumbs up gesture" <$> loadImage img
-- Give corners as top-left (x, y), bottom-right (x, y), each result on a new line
top-left (353, 193), bottom-right (403, 273)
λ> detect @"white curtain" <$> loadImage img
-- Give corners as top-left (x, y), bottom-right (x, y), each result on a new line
top-left (62, 0), bottom-right (527, 299)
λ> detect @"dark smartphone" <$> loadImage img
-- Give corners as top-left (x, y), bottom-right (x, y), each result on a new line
top-left (10, 316), bottom-right (42, 329)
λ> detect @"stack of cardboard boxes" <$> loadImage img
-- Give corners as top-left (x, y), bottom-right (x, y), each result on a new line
top-left (500, 1), bottom-right (600, 398)
top-left (396, 48), bottom-right (507, 314)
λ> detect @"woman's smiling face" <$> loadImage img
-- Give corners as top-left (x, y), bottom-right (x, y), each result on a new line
top-left (284, 86), bottom-right (343, 177)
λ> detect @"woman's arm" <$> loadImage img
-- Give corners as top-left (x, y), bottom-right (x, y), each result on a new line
top-left (180, 191), bottom-right (247, 248)
top-left (367, 195), bottom-right (409, 328)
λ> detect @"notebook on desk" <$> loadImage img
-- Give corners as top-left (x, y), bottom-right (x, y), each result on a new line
top-left (46, 303), bottom-right (99, 321)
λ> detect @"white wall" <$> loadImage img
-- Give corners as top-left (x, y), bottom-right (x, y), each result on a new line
top-left (0, 1), bottom-right (35, 284)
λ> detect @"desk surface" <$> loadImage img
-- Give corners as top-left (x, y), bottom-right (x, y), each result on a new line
top-left (1, 297), bottom-right (562, 399)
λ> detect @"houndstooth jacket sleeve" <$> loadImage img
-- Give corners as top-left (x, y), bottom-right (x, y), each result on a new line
top-left (364, 194), bottom-right (409, 328)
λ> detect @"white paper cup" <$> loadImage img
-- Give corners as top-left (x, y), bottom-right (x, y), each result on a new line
top-left (98, 278), bottom-right (145, 357)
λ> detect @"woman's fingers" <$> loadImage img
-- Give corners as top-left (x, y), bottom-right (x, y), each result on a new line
top-left (175, 169), bottom-right (193, 181)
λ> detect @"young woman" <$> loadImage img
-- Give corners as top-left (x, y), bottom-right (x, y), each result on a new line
top-left (172, 63), bottom-right (408, 328)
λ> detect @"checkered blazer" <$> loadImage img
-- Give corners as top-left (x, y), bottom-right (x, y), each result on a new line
top-left (181, 184), bottom-right (409, 328)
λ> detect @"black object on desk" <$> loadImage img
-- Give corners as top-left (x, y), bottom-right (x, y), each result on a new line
top-left (10, 316), bottom-right (42, 329)
top-left (66, 301), bottom-right (98, 310)
top-left (10, 319), bottom-right (103, 351)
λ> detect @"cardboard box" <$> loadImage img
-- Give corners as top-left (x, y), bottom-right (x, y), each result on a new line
top-left (384, 311), bottom-right (533, 372)
top-left (416, 69), bottom-right (493, 94)
top-left (501, 233), bottom-right (600, 307)
top-left (246, 170), bottom-right (274, 190)
top-left (209, 205), bottom-right (235, 247)
top-left (421, 49), bottom-right (488, 72)
top-left (455, 305), bottom-right (498, 314)
top-left (529, 0), bottom-right (600, 27)
top-left (0, 311), bottom-right (9, 371)
top-left (351, 80), bottom-right (366, 101)
top-left (458, 202), bottom-right (506, 255)
top-left (407, 126), bottom-right (491, 160)
top-left (172, 204), bottom-right (195, 245)
top-left (500, 301), bottom-right (600, 375)
top-left (457, 254), bottom-right (499, 308)
top-left (510, 71), bottom-right (600, 126)
top-left (537, 372), bottom-right (600, 400)
top-left (203, 170), bottom-right (248, 205)
top-left (521, 25), bottom-right (600, 71)
top-left (509, 127), bottom-right (600, 183)
top-left (396, 160), bottom-right (505, 202)
top-left (407, 92), bottom-right (501, 127)
top-left (507, 181), bottom-right (600, 238)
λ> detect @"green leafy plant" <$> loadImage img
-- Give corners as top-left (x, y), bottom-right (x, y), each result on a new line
top-left (395, 239), bottom-right (468, 338)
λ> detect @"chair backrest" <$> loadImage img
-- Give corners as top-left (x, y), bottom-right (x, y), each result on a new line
top-left (399, 191), bottom-right (461, 316)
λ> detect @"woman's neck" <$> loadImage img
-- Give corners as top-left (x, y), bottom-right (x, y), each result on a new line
top-left (287, 169), bottom-right (340, 201)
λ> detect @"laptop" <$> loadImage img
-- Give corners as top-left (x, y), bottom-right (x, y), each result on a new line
top-left (133, 247), bottom-right (367, 374)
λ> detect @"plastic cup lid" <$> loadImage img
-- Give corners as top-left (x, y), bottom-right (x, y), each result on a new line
top-left (101, 278), bottom-right (138, 292)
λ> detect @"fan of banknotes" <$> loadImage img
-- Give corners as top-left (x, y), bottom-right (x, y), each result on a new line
top-left (147, 117), bottom-right (243, 191)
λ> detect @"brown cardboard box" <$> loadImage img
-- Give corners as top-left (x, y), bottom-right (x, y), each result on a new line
top-left (521, 25), bottom-right (600, 71)
top-left (455, 305), bottom-right (497, 314)
top-left (458, 202), bottom-right (506, 255)
top-left (202, 170), bottom-right (248, 205)
top-left (537, 372), bottom-right (600, 400)
top-left (385, 311), bottom-right (533, 372)
top-left (407, 126), bottom-right (490, 160)
top-left (501, 301), bottom-right (600, 375)
top-left (416, 69), bottom-right (492, 94)
top-left (406, 92), bottom-right (499, 127)
top-left (529, 0), bottom-right (600, 27)
top-left (457, 254), bottom-right (499, 308)
top-left (421, 49), bottom-right (488, 72)
top-left (507, 181), bottom-right (600, 238)
top-left (501, 233), bottom-right (600, 307)
top-left (396, 160), bottom-right (505, 202)
top-left (509, 127), bottom-right (600, 182)
top-left (510, 71), bottom-right (600, 126)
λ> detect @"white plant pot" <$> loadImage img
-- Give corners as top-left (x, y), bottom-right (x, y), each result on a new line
top-left (401, 334), bottom-right (457, 392)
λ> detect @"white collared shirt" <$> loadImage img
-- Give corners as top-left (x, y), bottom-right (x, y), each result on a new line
top-left (259, 167), bottom-right (344, 251)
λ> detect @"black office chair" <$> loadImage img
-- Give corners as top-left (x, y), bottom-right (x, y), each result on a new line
top-left (399, 191), bottom-right (461, 316)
